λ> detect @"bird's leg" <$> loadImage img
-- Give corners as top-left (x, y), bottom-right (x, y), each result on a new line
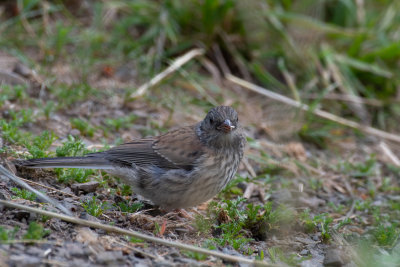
top-left (175, 209), bottom-right (194, 219)
top-left (164, 209), bottom-right (194, 220)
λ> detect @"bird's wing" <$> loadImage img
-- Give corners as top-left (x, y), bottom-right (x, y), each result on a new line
top-left (95, 126), bottom-right (204, 171)
top-left (153, 125), bottom-right (205, 170)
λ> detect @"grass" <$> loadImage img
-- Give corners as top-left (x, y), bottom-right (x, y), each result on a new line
top-left (70, 118), bottom-right (96, 138)
top-left (182, 250), bottom-right (208, 261)
top-left (104, 114), bottom-right (138, 132)
top-left (11, 187), bottom-right (36, 201)
top-left (116, 200), bottom-right (143, 213)
top-left (0, 226), bottom-right (19, 241)
top-left (55, 168), bottom-right (94, 183)
top-left (26, 130), bottom-right (56, 158)
top-left (82, 196), bottom-right (109, 217)
top-left (23, 222), bottom-right (51, 240)
top-left (0, 222), bottom-right (50, 242)
top-left (55, 135), bottom-right (91, 157)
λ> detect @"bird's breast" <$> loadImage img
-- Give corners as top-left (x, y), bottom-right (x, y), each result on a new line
top-left (195, 148), bottom-right (241, 190)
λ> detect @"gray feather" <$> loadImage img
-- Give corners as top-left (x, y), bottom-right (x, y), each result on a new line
top-left (16, 156), bottom-right (114, 169)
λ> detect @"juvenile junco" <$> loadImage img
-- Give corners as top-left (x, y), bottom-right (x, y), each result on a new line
top-left (17, 106), bottom-right (246, 209)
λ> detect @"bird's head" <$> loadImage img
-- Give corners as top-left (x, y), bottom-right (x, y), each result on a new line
top-left (197, 106), bottom-right (243, 149)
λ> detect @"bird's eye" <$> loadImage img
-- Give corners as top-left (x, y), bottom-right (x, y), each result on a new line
top-left (209, 118), bottom-right (214, 124)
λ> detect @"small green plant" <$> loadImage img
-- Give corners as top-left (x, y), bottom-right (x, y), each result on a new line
top-left (0, 226), bottom-right (19, 241)
top-left (56, 135), bottom-right (89, 157)
top-left (214, 222), bottom-right (252, 250)
top-left (129, 237), bottom-right (144, 243)
top-left (373, 224), bottom-right (399, 248)
top-left (182, 250), bottom-right (208, 261)
top-left (11, 187), bottom-right (36, 201)
top-left (0, 85), bottom-right (27, 106)
top-left (26, 130), bottom-right (56, 159)
top-left (70, 118), bottom-right (96, 137)
top-left (55, 168), bottom-right (93, 183)
top-left (118, 185), bottom-right (132, 196)
top-left (335, 218), bottom-right (352, 230)
top-left (42, 101), bottom-right (56, 119)
top-left (105, 114), bottom-right (138, 132)
top-left (309, 178), bottom-right (323, 191)
top-left (9, 109), bottom-right (34, 124)
top-left (300, 210), bottom-right (333, 241)
top-left (82, 196), bottom-right (108, 217)
top-left (328, 202), bottom-right (345, 213)
top-left (23, 222), bottom-right (50, 240)
top-left (208, 197), bottom-right (253, 250)
top-left (154, 222), bottom-right (162, 236)
top-left (51, 83), bottom-right (98, 107)
top-left (256, 250), bottom-right (265, 261)
top-left (268, 246), bottom-right (307, 265)
top-left (354, 199), bottom-right (372, 212)
top-left (219, 175), bottom-right (248, 198)
top-left (298, 122), bottom-right (335, 148)
top-left (338, 154), bottom-right (377, 178)
top-left (0, 109), bottom-right (33, 145)
top-left (40, 214), bottom-right (52, 223)
top-left (193, 214), bottom-right (213, 234)
top-left (117, 201), bottom-right (143, 213)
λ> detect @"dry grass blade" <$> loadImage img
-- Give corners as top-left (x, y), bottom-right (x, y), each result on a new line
top-left (0, 200), bottom-right (274, 266)
top-left (379, 141), bottom-right (400, 166)
top-left (130, 48), bottom-right (205, 98)
top-left (227, 74), bottom-right (400, 143)
top-left (304, 93), bottom-right (383, 107)
top-left (18, 177), bottom-right (79, 199)
top-left (0, 165), bottom-right (72, 216)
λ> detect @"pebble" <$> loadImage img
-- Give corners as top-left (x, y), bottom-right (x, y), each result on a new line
top-left (71, 181), bottom-right (100, 194)
top-left (8, 254), bottom-right (41, 267)
top-left (323, 249), bottom-right (344, 267)
top-left (300, 249), bottom-right (309, 256)
top-left (96, 250), bottom-right (124, 265)
top-left (25, 246), bottom-right (43, 256)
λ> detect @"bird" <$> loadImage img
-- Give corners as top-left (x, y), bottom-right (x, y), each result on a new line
top-left (17, 106), bottom-right (246, 210)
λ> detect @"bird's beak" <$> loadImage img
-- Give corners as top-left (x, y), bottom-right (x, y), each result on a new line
top-left (217, 119), bottom-right (236, 133)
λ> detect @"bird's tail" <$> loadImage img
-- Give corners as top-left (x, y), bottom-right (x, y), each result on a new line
top-left (16, 156), bottom-right (114, 170)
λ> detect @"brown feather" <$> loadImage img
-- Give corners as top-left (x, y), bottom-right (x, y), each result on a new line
top-left (153, 125), bottom-right (205, 170)
top-left (96, 126), bottom-right (204, 171)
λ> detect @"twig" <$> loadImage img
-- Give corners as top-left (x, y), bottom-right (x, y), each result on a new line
top-left (304, 93), bottom-right (382, 107)
top-left (279, 58), bottom-right (300, 102)
top-left (18, 177), bottom-right (79, 199)
top-left (0, 166), bottom-right (72, 216)
top-left (226, 74), bottom-right (400, 143)
top-left (41, 260), bottom-right (68, 267)
top-left (18, 2), bottom-right (36, 38)
top-left (199, 58), bottom-right (223, 87)
top-left (219, 32), bottom-right (252, 82)
top-left (0, 200), bottom-right (274, 266)
top-left (177, 68), bottom-right (219, 106)
top-left (242, 157), bottom-right (257, 177)
top-left (243, 183), bottom-right (256, 199)
top-left (130, 48), bottom-right (205, 98)
top-left (112, 240), bottom-right (157, 259)
top-left (344, 200), bottom-right (356, 220)
top-left (212, 44), bottom-right (231, 75)
top-left (326, 54), bottom-right (369, 122)
top-left (379, 141), bottom-right (400, 166)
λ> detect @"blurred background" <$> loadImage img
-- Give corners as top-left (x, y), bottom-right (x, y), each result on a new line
top-left (1, 0), bottom-right (399, 135)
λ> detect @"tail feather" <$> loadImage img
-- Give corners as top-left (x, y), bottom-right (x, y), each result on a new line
top-left (16, 156), bottom-right (114, 169)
